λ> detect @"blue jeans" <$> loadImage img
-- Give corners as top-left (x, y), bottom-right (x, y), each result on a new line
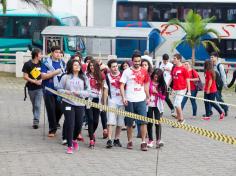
top-left (125, 101), bottom-right (147, 127)
top-left (204, 92), bottom-right (223, 117)
top-left (28, 89), bottom-right (43, 124)
top-left (181, 90), bottom-right (198, 116)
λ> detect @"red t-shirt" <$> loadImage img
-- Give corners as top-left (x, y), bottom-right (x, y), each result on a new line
top-left (204, 71), bottom-right (217, 93)
top-left (171, 65), bottom-right (189, 90)
top-left (189, 69), bottom-right (199, 91)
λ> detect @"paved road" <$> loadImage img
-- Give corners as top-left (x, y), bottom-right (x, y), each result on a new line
top-left (0, 73), bottom-right (235, 176)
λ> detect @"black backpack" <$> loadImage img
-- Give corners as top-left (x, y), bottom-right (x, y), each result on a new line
top-left (215, 70), bottom-right (223, 90)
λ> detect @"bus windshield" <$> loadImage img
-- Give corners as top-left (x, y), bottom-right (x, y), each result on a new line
top-left (61, 16), bottom-right (81, 26)
top-left (0, 16), bottom-right (60, 39)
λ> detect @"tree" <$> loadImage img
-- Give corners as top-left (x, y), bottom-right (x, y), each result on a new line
top-left (1, 0), bottom-right (52, 14)
top-left (168, 9), bottom-right (220, 65)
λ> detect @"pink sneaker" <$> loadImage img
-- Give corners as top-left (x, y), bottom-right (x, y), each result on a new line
top-left (89, 140), bottom-right (95, 149)
top-left (72, 140), bottom-right (79, 151)
top-left (219, 113), bottom-right (225, 121)
top-left (202, 116), bottom-right (211, 121)
top-left (66, 147), bottom-right (73, 154)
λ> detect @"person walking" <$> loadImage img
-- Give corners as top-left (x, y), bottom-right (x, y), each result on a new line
top-left (202, 60), bottom-right (225, 121)
top-left (41, 46), bottom-right (66, 137)
top-left (103, 59), bottom-right (124, 148)
top-left (22, 48), bottom-right (43, 129)
top-left (86, 59), bottom-right (104, 148)
top-left (181, 60), bottom-right (200, 118)
top-left (168, 54), bottom-right (190, 124)
top-left (58, 60), bottom-right (93, 154)
top-left (210, 52), bottom-right (229, 116)
top-left (147, 68), bottom-right (166, 148)
top-left (157, 54), bottom-right (175, 116)
top-left (120, 52), bottom-right (150, 151)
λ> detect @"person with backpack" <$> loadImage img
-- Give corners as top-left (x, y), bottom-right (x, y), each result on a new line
top-left (157, 54), bottom-right (175, 117)
top-left (210, 52), bottom-right (229, 116)
top-left (181, 60), bottom-right (201, 118)
top-left (22, 48), bottom-right (43, 129)
top-left (103, 59), bottom-right (124, 148)
top-left (202, 60), bottom-right (225, 121)
top-left (41, 46), bottom-right (66, 137)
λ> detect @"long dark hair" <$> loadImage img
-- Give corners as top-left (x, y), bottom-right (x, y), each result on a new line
top-left (141, 59), bottom-right (153, 75)
top-left (151, 68), bottom-right (167, 96)
top-left (66, 59), bottom-right (87, 88)
top-left (87, 59), bottom-right (103, 90)
top-left (120, 61), bottom-right (130, 72)
top-left (204, 60), bottom-right (216, 80)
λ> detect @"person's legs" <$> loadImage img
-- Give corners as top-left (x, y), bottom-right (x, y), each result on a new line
top-left (190, 90), bottom-right (197, 116)
top-left (181, 96), bottom-right (188, 111)
top-left (173, 90), bottom-right (185, 121)
top-left (125, 102), bottom-right (134, 143)
top-left (134, 101), bottom-right (147, 143)
top-left (73, 106), bottom-right (85, 140)
top-left (147, 107), bottom-right (154, 141)
top-left (55, 97), bottom-right (63, 127)
top-left (62, 102), bottom-right (75, 148)
top-left (216, 90), bottom-right (228, 114)
top-left (44, 94), bottom-right (57, 134)
top-left (165, 92), bottom-right (174, 111)
top-left (210, 93), bottom-right (223, 115)
top-left (86, 108), bottom-right (94, 140)
top-left (204, 93), bottom-right (212, 117)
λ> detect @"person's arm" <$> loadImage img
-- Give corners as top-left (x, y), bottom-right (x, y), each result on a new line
top-left (228, 70), bottom-right (236, 88)
top-left (120, 82), bottom-right (128, 106)
top-left (57, 75), bottom-right (71, 95)
top-left (144, 82), bottom-right (150, 99)
top-left (23, 73), bottom-right (42, 86)
top-left (103, 88), bottom-right (108, 105)
top-left (41, 69), bottom-right (62, 80)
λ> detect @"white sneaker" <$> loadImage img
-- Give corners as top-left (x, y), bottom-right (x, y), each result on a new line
top-left (179, 119), bottom-right (186, 124)
top-left (156, 140), bottom-right (164, 148)
top-left (61, 139), bottom-right (67, 145)
top-left (147, 140), bottom-right (154, 148)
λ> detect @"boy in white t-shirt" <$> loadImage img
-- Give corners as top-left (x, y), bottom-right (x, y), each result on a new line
top-left (103, 59), bottom-right (124, 148)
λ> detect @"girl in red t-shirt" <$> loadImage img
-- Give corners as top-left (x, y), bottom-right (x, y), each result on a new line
top-left (202, 60), bottom-right (224, 120)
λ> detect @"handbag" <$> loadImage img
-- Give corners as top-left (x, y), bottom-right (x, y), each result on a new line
top-left (192, 70), bottom-right (203, 91)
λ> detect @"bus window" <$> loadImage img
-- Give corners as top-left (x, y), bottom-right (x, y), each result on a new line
top-left (227, 9), bottom-right (236, 22)
top-left (67, 37), bottom-right (85, 52)
top-left (61, 16), bottom-right (80, 26)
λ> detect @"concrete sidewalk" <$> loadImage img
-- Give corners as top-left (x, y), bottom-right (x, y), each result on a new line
top-left (0, 73), bottom-right (235, 176)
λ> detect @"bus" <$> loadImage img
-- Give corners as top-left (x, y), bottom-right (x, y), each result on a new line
top-left (115, 0), bottom-right (236, 61)
top-left (0, 8), bottom-right (86, 58)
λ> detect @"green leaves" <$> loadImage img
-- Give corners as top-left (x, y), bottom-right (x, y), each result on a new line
top-left (167, 9), bottom-right (220, 65)
top-left (1, 0), bottom-right (53, 14)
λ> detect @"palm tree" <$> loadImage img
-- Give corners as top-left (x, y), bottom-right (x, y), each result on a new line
top-left (1, 0), bottom-right (52, 14)
top-left (168, 9), bottom-right (220, 65)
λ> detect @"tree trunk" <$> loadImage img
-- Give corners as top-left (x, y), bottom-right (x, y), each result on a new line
top-left (191, 47), bottom-right (195, 66)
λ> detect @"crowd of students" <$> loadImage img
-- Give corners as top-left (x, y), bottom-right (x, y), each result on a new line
top-left (22, 46), bottom-right (235, 154)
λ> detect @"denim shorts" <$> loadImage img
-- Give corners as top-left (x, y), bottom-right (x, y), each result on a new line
top-left (124, 101), bottom-right (147, 127)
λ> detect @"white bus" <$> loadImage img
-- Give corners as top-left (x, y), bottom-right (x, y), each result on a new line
top-left (115, 0), bottom-right (236, 61)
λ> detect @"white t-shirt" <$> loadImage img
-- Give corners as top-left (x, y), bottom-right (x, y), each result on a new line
top-left (158, 62), bottom-right (173, 85)
top-left (120, 67), bottom-right (149, 102)
top-left (104, 73), bottom-right (123, 105)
